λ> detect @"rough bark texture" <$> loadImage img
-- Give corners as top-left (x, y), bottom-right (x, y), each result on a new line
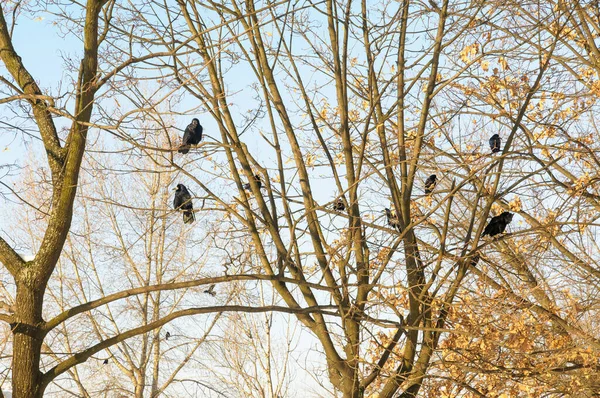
top-left (12, 281), bottom-right (46, 398)
top-left (0, 0), bottom-right (104, 395)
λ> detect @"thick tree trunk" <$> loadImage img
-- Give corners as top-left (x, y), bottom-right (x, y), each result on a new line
top-left (11, 281), bottom-right (46, 398)
top-left (135, 381), bottom-right (145, 398)
top-left (340, 382), bottom-right (363, 398)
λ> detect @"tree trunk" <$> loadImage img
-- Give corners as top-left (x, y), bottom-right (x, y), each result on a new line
top-left (340, 382), bottom-right (363, 398)
top-left (12, 280), bottom-right (46, 398)
top-left (135, 382), bottom-right (145, 398)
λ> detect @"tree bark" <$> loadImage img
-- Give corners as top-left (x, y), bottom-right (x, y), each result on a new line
top-left (11, 279), bottom-right (46, 398)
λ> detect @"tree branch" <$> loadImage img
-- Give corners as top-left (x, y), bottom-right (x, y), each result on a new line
top-left (43, 274), bottom-right (333, 331)
top-left (0, 236), bottom-right (25, 275)
top-left (0, 7), bottom-right (63, 177)
top-left (40, 304), bottom-right (337, 388)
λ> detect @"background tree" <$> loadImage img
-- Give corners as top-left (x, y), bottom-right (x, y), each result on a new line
top-left (40, 146), bottom-right (225, 396)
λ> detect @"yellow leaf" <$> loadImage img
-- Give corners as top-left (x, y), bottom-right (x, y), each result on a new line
top-left (541, 147), bottom-right (550, 158)
top-left (305, 153), bottom-right (316, 167)
top-left (508, 196), bottom-right (522, 212)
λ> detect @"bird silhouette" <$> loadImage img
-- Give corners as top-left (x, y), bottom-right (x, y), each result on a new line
top-left (204, 284), bottom-right (216, 297)
top-left (173, 184), bottom-right (195, 224)
top-left (468, 253), bottom-right (480, 267)
top-left (425, 175), bottom-right (437, 195)
top-left (385, 208), bottom-right (401, 231)
top-left (482, 212), bottom-right (513, 237)
top-left (333, 198), bottom-right (345, 211)
top-left (103, 359), bottom-right (109, 365)
top-left (165, 331), bottom-right (171, 340)
top-left (178, 118), bottom-right (203, 154)
top-left (243, 174), bottom-right (262, 191)
top-left (489, 133), bottom-right (501, 153)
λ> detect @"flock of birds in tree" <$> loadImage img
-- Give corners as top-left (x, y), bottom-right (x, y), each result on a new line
top-left (172, 119), bottom-right (514, 239)
top-left (162, 121), bottom-right (515, 352)
top-left (380, 132), bottom-right (513, 237)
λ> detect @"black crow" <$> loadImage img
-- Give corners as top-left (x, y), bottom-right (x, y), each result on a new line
top-left (243, 174), bottom-right (262, 191)
top-left (333, 198), bottom-right (345, 211)
top-left (385, 208), bottom-right (401, 230)
top-left (489, 133), bottom-right (501, 153)
top-left (204, 283), bottom-right (216, 297)
top-left (173, 184), bottom-right (195, 224)
top-left (178, 118), bottom-right (203, 154)
top-left (165, 331), bottom-right (171, 340)
top-left (425, 174), bottom-right (437, 195)
top-left (482, 211), bottom-right (513, 237)
top-left (103, 359), bottom-right (108, 365)
top-left (468, 253), bottom-right (480, 268)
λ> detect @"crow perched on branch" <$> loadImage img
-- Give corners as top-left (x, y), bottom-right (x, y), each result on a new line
top-left (424, 174), bottom-right (437, 195)
top-left (468, 253), bottom-right (480, 268)
top-left (173, 184), bottom-right (195, 224)
top-left (243, 174), bottom-right (262, 191)
top-left (178, 118), bottom-right (203, 154)
top-left (333, 198), bottom-right (345, 211)
top-left (489, 133), bottom-right (501, 154)
top-left (385, 208), bottom-right (401, 231)
top-left (482, 211), bottom-right (513, 237)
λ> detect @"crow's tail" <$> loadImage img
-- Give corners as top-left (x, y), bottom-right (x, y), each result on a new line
top-left (183, 210), bottom-right (195, 224)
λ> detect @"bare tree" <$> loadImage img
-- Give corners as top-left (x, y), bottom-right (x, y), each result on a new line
top-left (205, 278), bottom-right (299, 397)
top-left (122, 0), bottom-right (599, 396)
top-left (32, 146), bottom-right (225, 396)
